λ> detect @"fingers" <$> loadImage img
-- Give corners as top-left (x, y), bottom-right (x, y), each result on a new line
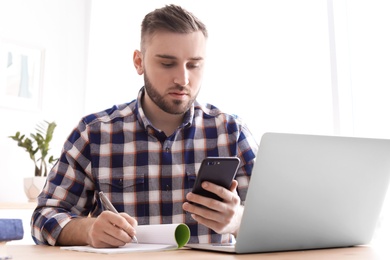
top-left (88, 211), bottom-right (136, 248)
top-left (182, 199), bottom-right (235, 234)
top-left (229, 180), bottom-right (239, 192)
top-left (190, 211), bottom-right (227, 234)
top-left (119, 212), bottom-right (138, 239)
top-left (120, 212), bottom-right (138, 228)
top-left (183, 192), bottom-right (232, 227)
top-left (188, 181), bottom-right (239, 207)
top-left (183, 180), bottom-right (242, 235)
top-left (186, 200), bottom-right (230, 221)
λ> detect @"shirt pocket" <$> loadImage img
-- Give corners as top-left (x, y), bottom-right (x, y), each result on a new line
top-left (98, 172), bottom-right (145, 193)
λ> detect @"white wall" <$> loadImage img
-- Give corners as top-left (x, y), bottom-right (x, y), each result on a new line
top-left (331, 0), bottom-right (390, 139)
top-left (0, 0), bottom-right (389, 245)
top-left (86, 0), bottom-right (390, 142)
top-left (343, 0), bottom-right (390, 138)
top-left (86, 0), bottom-right (335, 143)
top-left (1, 0), bottom-right (390, 202)
top-left (0, 0), bottom-right (90, 202)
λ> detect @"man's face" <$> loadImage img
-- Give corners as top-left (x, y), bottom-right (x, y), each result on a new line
top-left (134, 31), bottom-right (207, 115)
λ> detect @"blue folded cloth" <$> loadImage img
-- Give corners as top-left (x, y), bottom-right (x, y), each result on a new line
top-left (0, 219), bottom-right (24, 241)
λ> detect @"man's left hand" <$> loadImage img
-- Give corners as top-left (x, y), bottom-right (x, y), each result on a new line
top-left (182, 180), bottom-right (243, 236)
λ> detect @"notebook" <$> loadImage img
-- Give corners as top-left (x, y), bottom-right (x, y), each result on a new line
top-left (186, 132), bottom-right (390, 254)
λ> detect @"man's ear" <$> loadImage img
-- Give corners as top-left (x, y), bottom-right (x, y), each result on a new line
top-left (133, 50), bottom-right (144, 75)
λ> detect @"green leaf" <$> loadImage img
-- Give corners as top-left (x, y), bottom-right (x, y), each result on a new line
top-left (8, 120), bottom-right (59, 177)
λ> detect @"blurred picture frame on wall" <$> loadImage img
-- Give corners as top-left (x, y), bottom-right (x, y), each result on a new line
top-left (0, 38), bottom-right (45, 111)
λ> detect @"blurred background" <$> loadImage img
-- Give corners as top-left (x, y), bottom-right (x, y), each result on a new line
top-left (0, 0), bottom-right (389, 245)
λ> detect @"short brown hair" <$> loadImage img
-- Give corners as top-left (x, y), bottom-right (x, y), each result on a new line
top-left (140, 4), bottom-right (208, 51)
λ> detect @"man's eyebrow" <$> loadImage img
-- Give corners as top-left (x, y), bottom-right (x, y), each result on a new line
top-left (155, 54), bottom-right (204, 61)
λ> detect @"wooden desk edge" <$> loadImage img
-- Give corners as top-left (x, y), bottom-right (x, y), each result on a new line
top-left (4, 244), bottom-right (389, 260)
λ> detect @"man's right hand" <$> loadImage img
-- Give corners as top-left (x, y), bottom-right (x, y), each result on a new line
top-left (57, 211), bottom-right (138, 248)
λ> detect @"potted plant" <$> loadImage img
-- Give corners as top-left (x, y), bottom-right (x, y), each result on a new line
top-left (8, 121), bottom-right (58, 201)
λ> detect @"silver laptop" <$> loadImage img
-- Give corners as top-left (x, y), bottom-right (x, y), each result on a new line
top-left (187, 132), bottom-right (390, 253)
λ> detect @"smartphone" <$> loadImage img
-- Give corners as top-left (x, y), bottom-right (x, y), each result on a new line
top-left (192, 157), bottom-right (241, 201)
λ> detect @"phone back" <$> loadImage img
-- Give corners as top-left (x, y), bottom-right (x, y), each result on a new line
top-left (192, 157), bottom-right (240, 201)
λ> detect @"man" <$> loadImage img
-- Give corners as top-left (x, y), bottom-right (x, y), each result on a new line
top-left (31, 4), bottom-right (258, 248)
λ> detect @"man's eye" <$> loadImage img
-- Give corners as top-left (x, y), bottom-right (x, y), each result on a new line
top-left (162, 63), bottom-right (174, 68)
top-left (187, 63), bottom-right (200, 69)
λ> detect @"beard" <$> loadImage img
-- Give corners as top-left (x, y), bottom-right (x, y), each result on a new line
top-left (144, 72), bottom-right (197, 115)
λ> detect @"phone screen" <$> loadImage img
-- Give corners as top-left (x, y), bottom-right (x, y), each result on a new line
top-left (192, 157), bottom-right (240, 201)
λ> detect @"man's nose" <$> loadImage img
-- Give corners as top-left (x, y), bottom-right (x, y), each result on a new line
top-left (173, 66), bottom-right (189, 86)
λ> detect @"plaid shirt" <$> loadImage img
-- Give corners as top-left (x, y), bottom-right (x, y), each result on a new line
top-left (31, 87), bottom-right (258, 246)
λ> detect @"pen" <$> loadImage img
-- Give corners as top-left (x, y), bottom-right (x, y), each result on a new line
top-left (99, 191), bottom-right (138, 243)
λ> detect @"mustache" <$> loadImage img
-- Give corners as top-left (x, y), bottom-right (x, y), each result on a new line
top-left (169, 85), bottom-right (190, 93)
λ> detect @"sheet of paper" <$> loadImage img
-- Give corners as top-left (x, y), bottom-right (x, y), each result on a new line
top-left (61, 243), bottom-right (177, 254)
top-left (60, 223), bottom-right (190, 254)
top-left (136, 223), bottom-right (189, 247)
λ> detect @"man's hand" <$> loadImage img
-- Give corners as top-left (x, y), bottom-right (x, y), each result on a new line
top-left (57, 211), bottom-right (138, 248)
top-left (182, 180), bottom-right (244, 236)
top-left (86, 211), bottom-right (138, 248)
